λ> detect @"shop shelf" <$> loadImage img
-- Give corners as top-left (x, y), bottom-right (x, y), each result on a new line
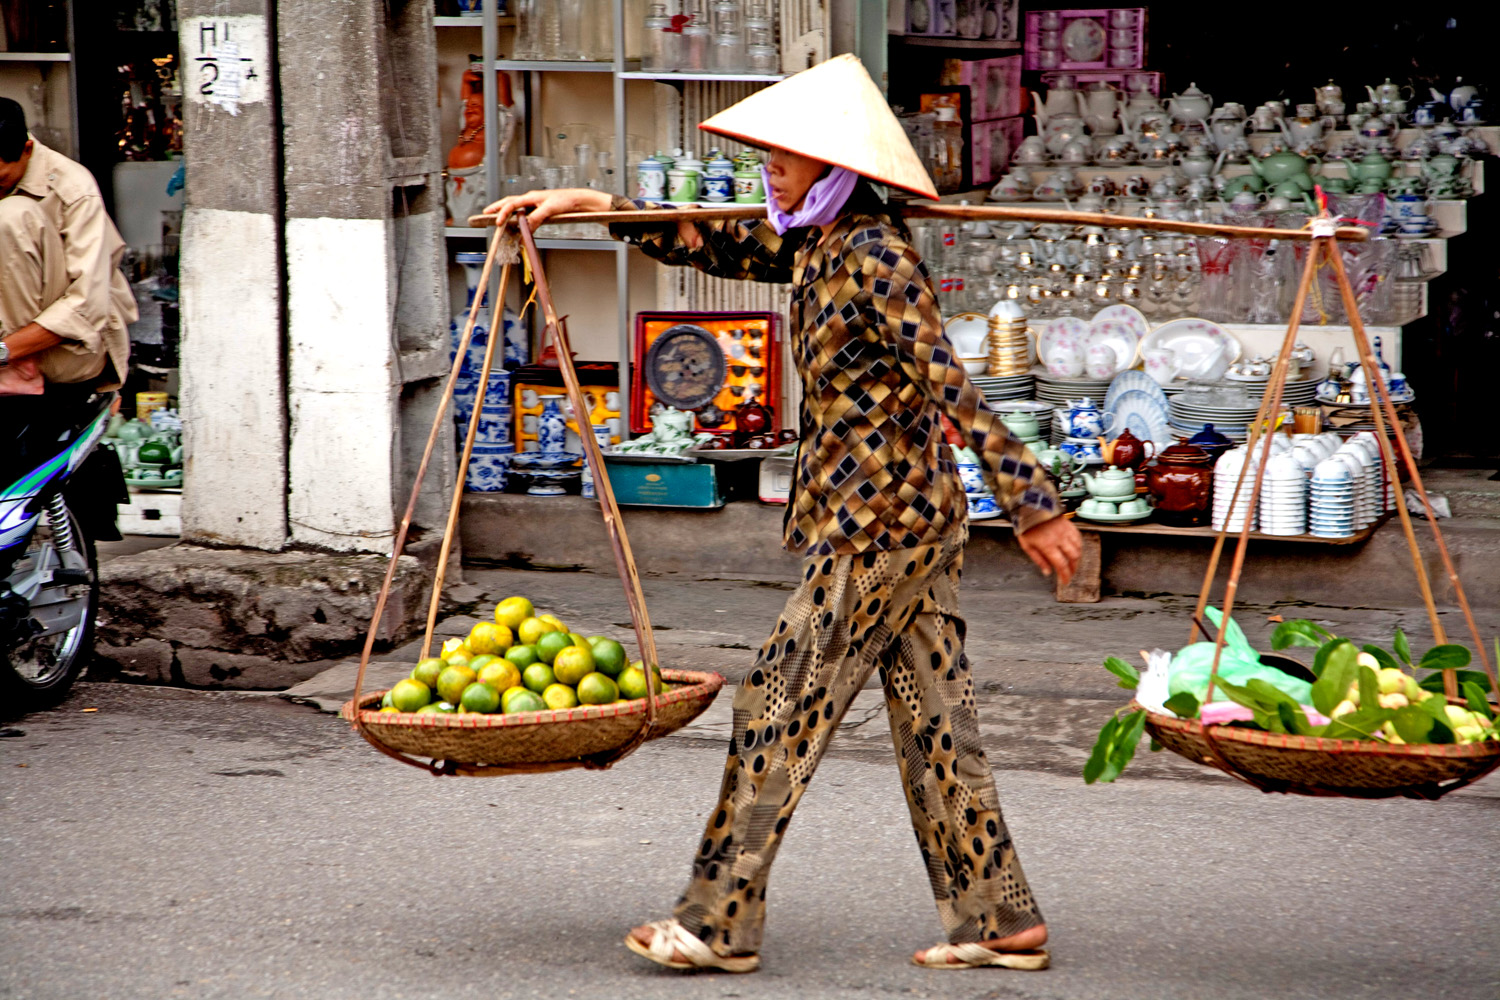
top-left (617, 71), bottom-right (786, 83)
top-left (445, 226), bottom-right (490, 238)
top-left (493, 59), bottom-right (637, 73)
top-left (535, 238), bottom-right (625, 250)
top-left (434, 15), bottom-right (515, 26)
top-left (889, 36), bottom-right (1021, 51)
top-left (0, 51), bottom-right (72, 62)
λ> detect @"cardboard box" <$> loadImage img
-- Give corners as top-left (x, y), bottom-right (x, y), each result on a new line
top-left (949, 55), bottom-right (1023, 120)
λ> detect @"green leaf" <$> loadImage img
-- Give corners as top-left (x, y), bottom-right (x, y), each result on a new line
top-left (1215, 677), bottom-right (1277, 729)
top-left (1361, 645), bottom-right (1399, 673)
top-left (1163, 691), bottom-right (1200, 719)
top-left (1322, 707), bottom-right (1392, 741)
top-left (1418, 669), bottom-right (1493, 695)
top-left (1149, 738), bottom-right (1163, 752)
top-left (1462, 681), bottom-right (1495, 722)
top-left (1357, 665), bottom-right (1381, 715)
top-left (1103, 656), bottom-right (1139, 691)
top-left (1103, 710), bottom-right (1148, 782)
top-left (1084, 716), bottom-right (1121, 784)
top-left (1310, 641), bottom-right (1358, 717)
top-left (1393, 628), bottom-right (1412, 666)
top-left (1271, 619), bottom-right (1331, 651)
top-left (1419, 644), bottom-right (1472, 673)
top-left (1312, 639), bottom-right (1342, 678)
top-left (1389, 706), bottom-right (1435, 744)
top-left (1412, 692), bottom-right (1457, 744)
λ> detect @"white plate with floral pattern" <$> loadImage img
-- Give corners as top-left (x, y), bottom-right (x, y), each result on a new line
top-left (1091, 304), bottom-right (1148, 344)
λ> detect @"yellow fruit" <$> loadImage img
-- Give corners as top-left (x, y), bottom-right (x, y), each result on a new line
top-left (1376, 692), bottom-right (1409, 710)
top-left (411, 658), bottom-right (445, 689)
top-left (437, 665), bottom-right (478, 705)
top-left (1377, 668), bottom-right (1406, 696)
top-left (477, 659), bottom-right (522, 694)
top-left (502, 687), bottom-right (547, 713)
top-left (618, 664), bottom-right (664, 701)
top-left (1380, 721), bottom-right (1405, 744)
top-left (542, 683), bottom-right (579, 710)
top-left (467, 621), bottom-right (513, 657)
top-left (552, 644), bottom-right (596, 685)
top-left (1331, 699), bottom-right (1357, 719)
top-left (576, 672), bottom-right (620, 705)
top-left (539, 613), bottom-right (567, 633)
top-left (588, 637), bottom-right (627, 678)
top-left (381, 689), bottom-right (394, 708)
top-left (1355, 651), bottom-right (1380, 671)
top-left (417, 701), bottom-right (456, 714)
top-left (378, 705), bottom-right (399, 713)
top-left (493, 596), bottom-right (535, 631)
top-left (536, 630), bottom-right (573, 665)
top-left (442, 637), bottom-right (473, 660)
top-left (390, 678), bottom-right (431, 713)
top-left (1403, 676), bottom-right (1425, 702)
top-left (460, 681), bottom-right (501, 714)
top-left (468, 654), bottom-right (499, 674)
top-left (444, 653), bottom-right (472, 670)
top-left (522, 662), bottom-right (556, 693)
top-left (518, 616), bottom-right (560, 646)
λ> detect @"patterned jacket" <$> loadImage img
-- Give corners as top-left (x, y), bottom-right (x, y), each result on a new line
top-left (610, 197), bottom-right (1059, 556)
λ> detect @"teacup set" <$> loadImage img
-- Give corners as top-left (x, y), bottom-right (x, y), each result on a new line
top-left (1053, 399), bottom-right (1114, 464)
top-left (1074, 465), bottom-right (1151, 522)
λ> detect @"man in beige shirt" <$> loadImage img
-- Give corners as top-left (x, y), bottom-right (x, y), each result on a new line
top-left (0, 97), bottom-right (135, 394)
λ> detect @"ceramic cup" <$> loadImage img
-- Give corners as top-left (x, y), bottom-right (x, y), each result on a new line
top-left (1081, 498), bottom-right (1118, 516)
top-left (956, 461), bottom-right (986, 494)
top-left (1118, 497), bottom-right (1150, 515)
top-left (1045, 342), bottom-right (1085, 378)
top-left (1143, 347), bottom-right (1179, 385)
top-left (968, 493), bottom-right (1001, 515)
top-left (1085, 342), bottom-right (1119, 380)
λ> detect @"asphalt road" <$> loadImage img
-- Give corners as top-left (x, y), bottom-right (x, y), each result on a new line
top-left (2, 682), bottom-right (1496, 1000)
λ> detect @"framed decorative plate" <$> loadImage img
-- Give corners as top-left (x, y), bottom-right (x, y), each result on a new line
top-left (643, 324), bottom-right (728, 411)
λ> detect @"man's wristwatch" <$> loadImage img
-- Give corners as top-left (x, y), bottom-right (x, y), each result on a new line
top-left (0, 340), bottom-right (9, 369)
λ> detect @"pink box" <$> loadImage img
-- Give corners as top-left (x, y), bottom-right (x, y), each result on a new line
top-left (1041, 69), bottom-right (1160, 96)
top-left (955, 55), bottom-right (1023, 121)
top-left (906, 0), bottom-right (956, 36)
top-left (970, 116), bottom-right (1024, 186)
top-left (1023, 8), bottom-right (1146, 72)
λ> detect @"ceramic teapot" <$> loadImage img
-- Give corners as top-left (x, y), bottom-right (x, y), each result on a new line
top-left (1346, 151), bottom-right (1394, 189)
top-left (1038, 75), bottom-right (1084, 126)
top-left (1144, 438), bottom-right (1214, 525)
top-left (1082, 81), bottom-right (1122, 120)
top-left (1208, 115), bottom-right (1251, 151)
top-left (1281, 110), bottom-right (1336, 151)
top-left (989, 167), bottom-right (1032, 201)
top-left (1013, 135), bottom-right (1049, 164)
top-left (1041, 112), bottom-right (1089, 155)
top-left (1179, 144), bottom-right (1219, 178)
top-left (1100, 428), bottom-right (1155, 471)
top-left (1082, 465), bottom-right (1138, 500)
top-left (1061, 398), bottom-right (1114, 438)
top-left (1249, 150), bottom-right (1321, 190)
top-left (1367, 78), bottom-right (1414, 109)
top-left (1314, 80), bottom-right (1343, 115)
top-left (1166, 83), bottom-right (1213, 124)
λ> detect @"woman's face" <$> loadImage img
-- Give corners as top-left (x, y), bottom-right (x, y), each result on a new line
top-left (765, 147), bottom-right (827, 213)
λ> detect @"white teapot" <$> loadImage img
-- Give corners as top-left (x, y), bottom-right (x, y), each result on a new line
top-left (1166, 83), bottom-right (1213, 124)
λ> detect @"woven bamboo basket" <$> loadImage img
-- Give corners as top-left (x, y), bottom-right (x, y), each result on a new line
top-left (1138, 702), bottom-right (1500, 800)
top-left (344, 669), bottom-right (723, 768)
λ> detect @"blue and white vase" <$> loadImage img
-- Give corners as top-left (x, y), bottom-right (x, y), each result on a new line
top-left (475, 371), bottom-right (513, 446)
top-left (465, 441), bottom-right (514, 492)
top-left (451, 252), bottom-right (526, 375)
top-left (537, 395), bottom-right (569, 456)
top-left (580, 424), bottom-right (611, 499)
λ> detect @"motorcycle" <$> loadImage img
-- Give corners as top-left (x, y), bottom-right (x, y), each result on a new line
top-left (0, 392), bottom-right (116, 710)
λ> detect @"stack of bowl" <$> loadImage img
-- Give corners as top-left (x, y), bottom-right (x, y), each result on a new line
top-left (987, 301), bottom-right (1034, 376)
top-left (1334, 441), bottom-right (1380, 528)
top-left (1211, 447), bottom-right (1259, 532)
top-left (1258, 452), bottom-right (1308, 536)
top-left (1309, 458), bottom-right (1357, 538)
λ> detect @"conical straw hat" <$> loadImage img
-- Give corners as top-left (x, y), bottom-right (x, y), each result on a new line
top-left (698, 54), bottom-right (939, 201)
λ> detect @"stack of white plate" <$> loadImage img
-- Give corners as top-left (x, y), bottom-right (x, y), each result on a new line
top-left (1033, 372), bottom-right (1112, 406)
top-left (1226, 374), bottom-right (1321, 405)
top-left (1169, 395), bottom-right (1262, 442)
top-left (1258, 452), bottom-right (1308, 536)
top-left (971, 373), bottom-right (1036, 403)
top-left (1309, 458), bottom-right (1357, 538)
top-left (1212, 447), bottom-right (1259, 532)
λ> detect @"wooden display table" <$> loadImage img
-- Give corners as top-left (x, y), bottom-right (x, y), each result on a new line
top-left (970, 514), bottom-right (1389, 604)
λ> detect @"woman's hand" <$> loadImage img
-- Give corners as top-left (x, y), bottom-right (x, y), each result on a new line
top-left (481, 188), bottom-right (613, 229)
top-left (1015, 515), bottom-right (1083, 586)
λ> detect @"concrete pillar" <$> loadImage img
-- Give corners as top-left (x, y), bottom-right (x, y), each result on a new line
top-left (277, 0), bottom-right (453, 553)
top-left (177, 0), bottom-right (288, 550)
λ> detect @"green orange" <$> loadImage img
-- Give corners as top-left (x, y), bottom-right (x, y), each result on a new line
top-left (494, 596), bottom-right (535, 631)
top-left (542, 683), bottom-right (579, 710)
top-left (436, 664), bottom-right (478, 705)
top-left (460, 681), bottom-right (501, 714)
top-left (536, 630), bottom-right (573, 665)
top-left (587, 637), bottom-right (627, 678)
top-left (576, 672), bottom-right (619, 705)
top-left (504, 644), bottom-right (540, 669)
top-left (390, 678), bottom-right (431, 713)
top-left (411, 657), bottom-right (445, 689)
top-left (477, 659), bottom-right (522, 694)
top-left (502, 687), bottom-right (546, 713)
top-left (522, 662), bottom-right (556, 693)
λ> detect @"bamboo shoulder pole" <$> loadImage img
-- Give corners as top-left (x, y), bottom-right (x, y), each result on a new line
top-left (466, 204), bottom-right (1370, 243)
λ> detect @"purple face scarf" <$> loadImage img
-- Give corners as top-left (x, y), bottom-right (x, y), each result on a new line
top-left (761, 165), bottom-right (861, 234)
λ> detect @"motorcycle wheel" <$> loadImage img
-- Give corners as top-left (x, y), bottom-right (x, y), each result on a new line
top-left (0, 504), bottom-right (98, 713)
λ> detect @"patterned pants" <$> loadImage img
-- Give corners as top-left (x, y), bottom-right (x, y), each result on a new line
top-left (673, 528), bottom-right (1042, 955)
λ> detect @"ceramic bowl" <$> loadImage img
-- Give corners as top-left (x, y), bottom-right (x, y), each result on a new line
top-left (1313, 459), bottom-right (1354, 481)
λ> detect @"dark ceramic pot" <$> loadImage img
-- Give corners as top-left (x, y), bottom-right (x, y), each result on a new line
top-left (1146, 438), bottom-right (1214, 525)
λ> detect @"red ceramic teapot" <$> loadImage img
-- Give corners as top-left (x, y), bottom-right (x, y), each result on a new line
top-left (1100, 428), bottom-right (1156, 471)
top-left (1145, 438), bottom-right (1213, 526)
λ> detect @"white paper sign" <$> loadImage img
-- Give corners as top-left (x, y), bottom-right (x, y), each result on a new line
top-left (182, 15), bottom-right (268, 115)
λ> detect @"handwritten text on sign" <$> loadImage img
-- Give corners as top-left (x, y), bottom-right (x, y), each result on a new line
top-left (181, 15), bottom-right (268, 115)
